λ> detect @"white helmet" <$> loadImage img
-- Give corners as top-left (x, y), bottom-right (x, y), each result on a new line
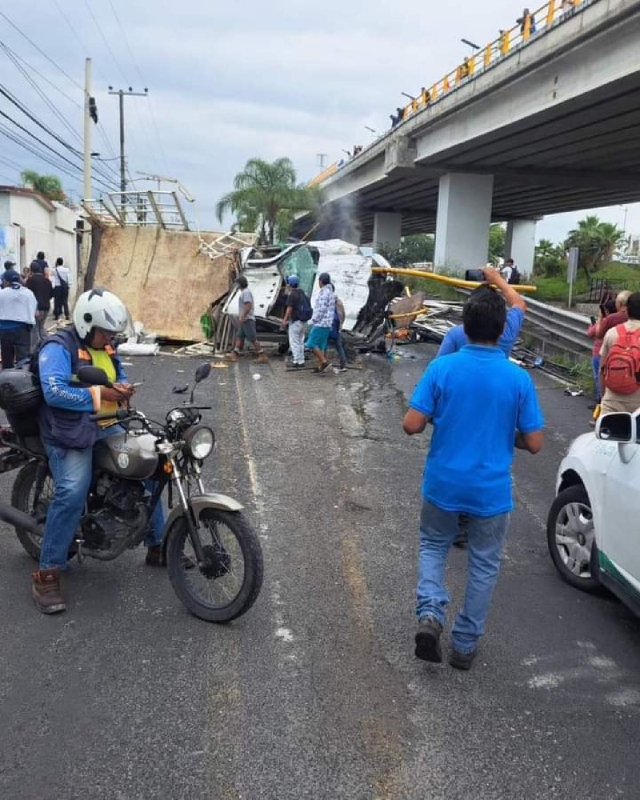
top-left (73, 287), bottom-right (130, 340)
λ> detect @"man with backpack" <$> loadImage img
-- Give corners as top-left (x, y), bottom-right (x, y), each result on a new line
top-left (282, 274), bottom-right (312, 368)
top-left (600, 291), bottom-right (640, 415)
top-left (52, 257), bottom-right (71, 321)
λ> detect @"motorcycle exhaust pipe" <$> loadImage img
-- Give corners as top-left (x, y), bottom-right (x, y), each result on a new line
top-left (0, 503), bottom-right (42, 536)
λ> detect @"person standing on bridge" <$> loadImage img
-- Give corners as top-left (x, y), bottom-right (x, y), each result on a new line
top-left (437, 266), bottom-right (526, 358)
top-left (403, 284), bottom-right (544, 669)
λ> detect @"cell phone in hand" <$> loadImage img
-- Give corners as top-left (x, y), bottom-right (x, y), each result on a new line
top-left (590, 315), bottom-right (597, 324)
top-left (465, 269), bottom-right (485, 282)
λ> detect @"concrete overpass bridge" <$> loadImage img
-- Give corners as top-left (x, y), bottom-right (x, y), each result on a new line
top-left (307, 0), bottom-right (640, 272)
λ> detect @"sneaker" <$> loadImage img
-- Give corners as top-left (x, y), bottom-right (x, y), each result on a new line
top-left (31, 568), bottom-right (66, 614)
top-left (449, 648), bottom-right (477, 671)
top-left (336, 366), bottom-right (348, 373)
top-left (415, 616), bottom-right (443, 663)
top-left (145, 545), bottom-right (164, 567)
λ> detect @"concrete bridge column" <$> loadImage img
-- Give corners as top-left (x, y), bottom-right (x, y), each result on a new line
top-left (506, 219), bottom-right (536, 276)
top-left (434, 173), bottom-right (493, 270)
top-left (372, 212), bottom-right (402, 252)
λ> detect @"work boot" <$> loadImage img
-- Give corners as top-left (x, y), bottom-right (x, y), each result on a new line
top-left (415, 616), bottom-right (443, 663)
top-left (31, 568), bottom-right (66, 615)
top-left (145, 545), bottom-right (164, 567)
top-left (449, 648), bottom-right (477, 671)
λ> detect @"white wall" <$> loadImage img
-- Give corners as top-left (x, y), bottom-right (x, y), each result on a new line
top-left (3, 193), bottom-right (80, 297)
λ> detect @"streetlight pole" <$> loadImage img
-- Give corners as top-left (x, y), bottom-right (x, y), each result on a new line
top-left (108, 86), bottom-right (148, 219)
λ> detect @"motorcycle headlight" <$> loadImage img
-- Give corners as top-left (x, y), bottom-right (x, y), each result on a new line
top-left (185, 425), bottom-right (215, 459)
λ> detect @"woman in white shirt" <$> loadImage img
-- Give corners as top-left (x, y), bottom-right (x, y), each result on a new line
top-left (51, 257), bottom-right (71, 321)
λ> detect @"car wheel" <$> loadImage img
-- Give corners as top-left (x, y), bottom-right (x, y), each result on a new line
top-left (546, 485), bottom-right (600, 593)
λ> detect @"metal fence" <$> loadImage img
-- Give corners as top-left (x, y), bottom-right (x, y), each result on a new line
top-left (521, 297), bottom-right (592, 356)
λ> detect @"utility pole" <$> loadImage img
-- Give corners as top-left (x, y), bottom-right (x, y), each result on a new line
top-left (108, 85), bottom-right (148, 218)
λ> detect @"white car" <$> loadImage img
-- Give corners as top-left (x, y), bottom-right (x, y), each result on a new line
top-left (547, 410), bottom-right (640, 614)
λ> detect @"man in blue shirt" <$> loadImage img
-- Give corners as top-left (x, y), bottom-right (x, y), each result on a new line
top-left (437, 266), bottom-right (526, 358)
top-left (403, 284), bottom-right (543, 670)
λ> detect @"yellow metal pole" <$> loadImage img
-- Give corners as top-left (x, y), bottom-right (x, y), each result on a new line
top-left (523, 14), bottom-right (532, 40)
top-left (484, 43), bottom-right (493, 68)
top-left (546, 0), bottom-right (556, 26)
top-left (370, 266), bottom-right (537, 293)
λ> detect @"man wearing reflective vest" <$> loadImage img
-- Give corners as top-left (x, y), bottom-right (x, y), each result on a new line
top-left (31, 288), bottom-right (164, 614)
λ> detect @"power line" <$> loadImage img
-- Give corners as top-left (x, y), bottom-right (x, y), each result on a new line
top-left (0, 84), bottom-right (118, 185)
top-left (1, 43), bottom-right (83, 145)
top-left (0, 10), bottom-right (83, 91)
top-left (0, 119), bottom-right (116, 192)
top-left (106, 0), bottom-right (168, 170)
top-left (46, 3), bottom-right (120, 166)
top-left (0, 40), bottom-right (82, 111)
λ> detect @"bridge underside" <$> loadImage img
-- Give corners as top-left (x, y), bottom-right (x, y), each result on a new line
top-left (311, 69), bottom-right (640, 243)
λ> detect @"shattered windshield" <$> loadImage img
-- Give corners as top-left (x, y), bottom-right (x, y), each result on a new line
top-left (280, 246), bottom-right (316, 297)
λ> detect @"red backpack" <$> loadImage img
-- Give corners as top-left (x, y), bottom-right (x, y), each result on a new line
top-left (603, 324), bottom-right (640, 395)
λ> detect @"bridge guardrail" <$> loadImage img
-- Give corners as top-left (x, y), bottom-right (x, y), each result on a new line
top-left (309, 0), bottom-right (598, 186)
top-left (523, 297), bottom-right (592, 356)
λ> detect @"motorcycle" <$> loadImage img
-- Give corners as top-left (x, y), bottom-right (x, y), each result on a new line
top-left (0, 362), bottom-right (263, 623)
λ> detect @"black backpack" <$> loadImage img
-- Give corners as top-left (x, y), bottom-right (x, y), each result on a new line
top-left (509, 267), bottom-right (521, 285)
top-left (295, 290), bottom-right (313, 322)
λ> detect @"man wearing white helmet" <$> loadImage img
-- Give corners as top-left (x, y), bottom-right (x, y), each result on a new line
top-left (31, 287), bottom-right (164, 614)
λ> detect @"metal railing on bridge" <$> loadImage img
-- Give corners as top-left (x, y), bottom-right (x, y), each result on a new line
top-left (310, 0), bottom-right (597, 186)
top-left (82, 190), bottom-right (191, 230)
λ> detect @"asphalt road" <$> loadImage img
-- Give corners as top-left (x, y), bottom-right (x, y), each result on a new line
top-left (1, 344), bottom-right (639, 800)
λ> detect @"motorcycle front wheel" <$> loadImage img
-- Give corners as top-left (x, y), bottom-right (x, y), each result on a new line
top-left (165, 508), bottom-right (263, 623)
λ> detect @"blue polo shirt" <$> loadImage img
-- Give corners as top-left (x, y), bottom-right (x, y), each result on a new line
top-left (409, 344), bottom-right (544, 516)
top-left (437, 307), bottom-right (524, 358)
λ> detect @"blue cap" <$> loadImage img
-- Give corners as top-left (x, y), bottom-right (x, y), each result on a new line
top-left (1, 270), bottom-right (21, 285)
top-left (286, 275), bottom-right (300, 287)
top-left (318, 272), bottom-right (331, 285)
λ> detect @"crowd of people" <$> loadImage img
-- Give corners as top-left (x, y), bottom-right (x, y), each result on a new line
top-left (227, 271), bottom-right (348, 373)
top-left (0, 251), bottom-right (72, 370)
top-left (587, 288), bottom-right (640, 423)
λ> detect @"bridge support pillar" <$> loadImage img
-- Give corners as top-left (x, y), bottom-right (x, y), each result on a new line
top-left (434, 173), bottom-right (493, 270)
top-left (506, 219), bottom-right (536, 276)
top-left (373, 212), bottom-right (401, 252)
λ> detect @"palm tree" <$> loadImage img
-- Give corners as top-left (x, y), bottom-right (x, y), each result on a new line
top-left (565, 215), bottom-right (604, 278)
top-left (597, 222), bottom-right (626, 263)
top-left (565, 216), bottom-right (628, 277)
top-left (20, 170), bottom-right (65, 202)
top-left (216, 158), bottom-right (321, 244)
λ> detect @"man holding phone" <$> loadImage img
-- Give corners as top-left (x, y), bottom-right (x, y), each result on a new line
top-left (403, 284), bottom-right (543, 669)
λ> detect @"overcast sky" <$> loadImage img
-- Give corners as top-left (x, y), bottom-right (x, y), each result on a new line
top-left (1, 0), bottom-right (638, 245)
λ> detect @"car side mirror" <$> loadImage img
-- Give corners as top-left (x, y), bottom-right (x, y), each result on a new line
top-left (195, 363), bottom-right (211, 384)
top-left (596, 412), bottom-right (634, 443)
top-left (77, 365), bottom-right (112, 387)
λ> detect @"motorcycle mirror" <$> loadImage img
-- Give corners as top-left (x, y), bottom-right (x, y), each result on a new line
top-left (172, 384), bottom-right (189, 394)
top-left (77, 365), bottom-right (112, 387)
top-left (195, 362), bottom-right (211, 384)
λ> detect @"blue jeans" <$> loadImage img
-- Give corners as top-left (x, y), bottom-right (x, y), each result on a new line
top-left (328, 331), bottom-right (347, 368)
top-left (592, 355), bottom-right (601, 402)
top-left (416, 500), bottom-right (509, 654)
top-left (40, 426), bottom-right (165, 569)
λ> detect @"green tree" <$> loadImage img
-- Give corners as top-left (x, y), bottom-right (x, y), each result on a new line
top-left (534, 238), bottom-right (565, 277)
top-left (216, 158), bottom-right (321, 244)
top-left (379, 234), bottom-right (434, 265)
top-left (20, 170), bottom-right (65, 202)
top-left (488, 224), bottom-right (506, 262)
top-left (564, 215), bottom-right (626, 278)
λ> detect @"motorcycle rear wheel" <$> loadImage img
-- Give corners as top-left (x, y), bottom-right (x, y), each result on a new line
top-left (166, 508), bottom-right (263, 623)
top-left (11, 461), bottom-right (54, 561)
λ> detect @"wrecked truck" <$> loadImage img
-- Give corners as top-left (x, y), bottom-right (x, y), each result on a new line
top-left (219, 240), bottom-right (390, 349)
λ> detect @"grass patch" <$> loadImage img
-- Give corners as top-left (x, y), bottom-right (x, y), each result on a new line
top-left (533, 262), bottom-right (640, 305)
